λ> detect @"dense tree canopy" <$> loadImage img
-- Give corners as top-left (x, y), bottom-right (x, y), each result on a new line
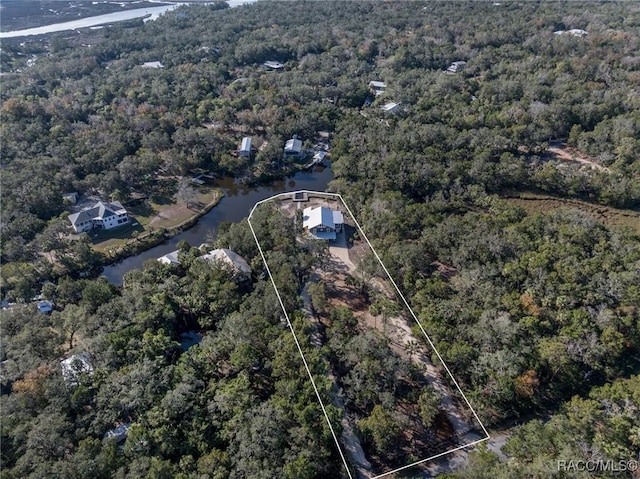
top-left (1, 1), bottom-right (639, 477)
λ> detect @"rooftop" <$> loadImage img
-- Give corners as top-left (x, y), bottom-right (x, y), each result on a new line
top-left (201, 248), bottom-right (251, 276)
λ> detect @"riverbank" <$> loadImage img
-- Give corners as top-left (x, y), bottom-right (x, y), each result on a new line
top-left (94, 187), bottom-right (223, 263)
top-left (101, 164), bottom-right (334, 284)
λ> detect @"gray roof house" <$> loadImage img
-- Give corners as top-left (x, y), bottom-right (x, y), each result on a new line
top-left (158, 250), bottom-right (181, 265)
top-left (303, 206), bottom-right (344, 240)
top-left (68, 201), bottom-right (129, 233)
top-left (239, 137), bottom-right (252, 157)
top-left (200, 248), bottom-right (252, 279)
top-left (284, 138), bottom-right (303, 158)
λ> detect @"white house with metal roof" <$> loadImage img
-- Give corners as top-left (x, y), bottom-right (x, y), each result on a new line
top-left (68, 201), bottom-right (129, 233)
top-left (303, 206), bottom-right (344, 240)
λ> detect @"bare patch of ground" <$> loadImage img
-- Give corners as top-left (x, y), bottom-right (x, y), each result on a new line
top-left (546, 141), bottom-right (610, 173)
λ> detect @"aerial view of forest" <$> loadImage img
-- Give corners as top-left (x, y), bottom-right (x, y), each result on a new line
top-left (1, 1), bottom-right (639, 478)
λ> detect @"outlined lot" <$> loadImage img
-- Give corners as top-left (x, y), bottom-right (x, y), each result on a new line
top-left (248, 191), bottom-right (489, 478)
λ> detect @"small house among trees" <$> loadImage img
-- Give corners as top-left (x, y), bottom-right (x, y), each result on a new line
top-left (239, 137), bottom-right (253, 158)
top-left (60, 353), bottom-right (93, 386)
top-left (368, 80), bottom-right (387, 96)
top-left (200, 248), bottom-right (252, 280)
top-left (284, 137), bottom-right (303, 159)
top-left (446, 61), bottom-right (467, 73)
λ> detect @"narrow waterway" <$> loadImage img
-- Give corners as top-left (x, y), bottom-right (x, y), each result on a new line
top-left (0, 0), bottom-right (256, 38)
top-left (102, 164), bottom-right (334, 285)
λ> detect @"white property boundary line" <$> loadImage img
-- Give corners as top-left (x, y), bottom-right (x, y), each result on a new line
top-left (248, 190), bottom-right (490, 479)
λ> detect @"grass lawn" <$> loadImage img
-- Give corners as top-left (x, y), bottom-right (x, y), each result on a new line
top-left (91, 186), bottom-right (223, 254)
top-left (504, 192), bottom-right (640, 234)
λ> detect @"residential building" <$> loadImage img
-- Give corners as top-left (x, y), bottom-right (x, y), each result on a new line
top-left (158, 250), bottom-right (181, 265)
top-left (60, 353), bottom-right (93, 386)
top-left (37, 300), bottom-right (53, 314)
top-left (446, 61), bottom-right (467, 73)
top-left (284, 137), bottom-right (303, 158)
top-left (381, 102), bottom-right (400, 114)
top-left (68, 201), bottom-right (129, 233)
top-left (239, 137), bottom-right (252, 158)
top-left (303, 206), bottom-right (344, 240)
top-left (200, 248), bottom-right (252, 279)
top-left (368, 80), bottom-right (387, 95)
top-left (554, 29), bottom-right (588, 37)
top-left (104, 423), bottom-right (132, 443)
top-left (141, 61), bottom-right (164, 69)
top-left (263, 60), bottom-right (284, 70)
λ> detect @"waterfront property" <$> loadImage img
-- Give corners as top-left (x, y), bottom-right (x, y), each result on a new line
top-left (68, 201), bottom-right (129, 233)
top-left (158, 250), bottom-right (181, 265)
top-left (200, 248), bottom-right (252, 280)
top-left (302, 206), bottom-right (343, 240)
top-left (284, 137), bottom-right (303, 159)
top-left (239, 137), bottom-right (253, 158)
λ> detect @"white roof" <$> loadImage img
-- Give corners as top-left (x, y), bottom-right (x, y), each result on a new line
top-left (369, 80), bottom-right (387, 89)
top-left (381, 102), bottom-right (399, 112)
top-left (201, 248), bottom-right (251, 275)
top-left (313, 151), bottom-right (328, 161)
top-left (303, 206), bottom-right (343, 230)
top-left (263, 60), bottom-right (284, 69)
top-left (158, 250), bottom-right (180, 265)
top-left (554, 29), bottom-right (587, 37)
top-left (240, 137), bottom-right (252, 152)
top-left (141, 61), bottom-right (164, 68)
top-left (285, 138), bottom-right (303, 153)
top-left (61, 353), bottom-right (93, 385)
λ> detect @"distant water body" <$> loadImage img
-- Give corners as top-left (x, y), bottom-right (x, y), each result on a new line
top-left (0, 1), bottom-right (256, 38)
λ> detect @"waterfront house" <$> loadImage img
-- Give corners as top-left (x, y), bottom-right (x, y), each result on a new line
top-left (68, 201), bottom-right (129, 233)
top-left (303, 206), bottom-right (344, 240)
top-left (158, 250), bottom-right (181, 265)
top-left (200, 248), bottom-right (251, 280)
top-left (284, 137), bottom-right (303, 158)
top-left (239, 137), bottom-right (253, 158)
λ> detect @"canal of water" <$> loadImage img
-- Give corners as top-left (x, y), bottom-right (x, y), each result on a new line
top-left (102, 164), bottom-right (334, 284)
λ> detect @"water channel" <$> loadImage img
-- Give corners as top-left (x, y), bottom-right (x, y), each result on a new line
top-left (102, 165), bottom-right (334, 285)
top-left (0, 1), bottom-right (256, 38)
